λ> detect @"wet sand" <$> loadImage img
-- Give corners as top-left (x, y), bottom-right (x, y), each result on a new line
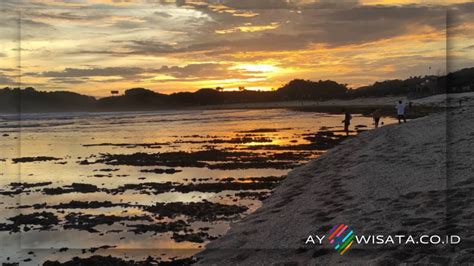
top-left (196, 100), bottom-right (474, 264)
top-left (1, 99), bottom-right (467, 264)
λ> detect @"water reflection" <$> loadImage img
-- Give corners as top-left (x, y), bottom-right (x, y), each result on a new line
top-left (0, 109), bottom-right (396, 264)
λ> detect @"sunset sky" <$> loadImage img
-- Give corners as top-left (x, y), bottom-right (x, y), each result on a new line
top-left (1, 0), bottom-right (473, 96)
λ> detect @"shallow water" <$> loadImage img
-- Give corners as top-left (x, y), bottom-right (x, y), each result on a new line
top-left (0, 109), bottom-right (396, 264)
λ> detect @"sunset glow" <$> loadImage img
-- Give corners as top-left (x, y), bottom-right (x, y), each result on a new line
top-left (0, 0), bottom-right (473, 96)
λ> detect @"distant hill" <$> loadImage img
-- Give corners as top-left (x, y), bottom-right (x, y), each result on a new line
top-left (0, 87), bottom-right (96, 113)
top-left (350, 67), bottom-right (474, 97)
top-left (351, 76), bottom-right (431, 97)
top-left (97, 88), bottom-right (170, 111)
top-left (277, 79), bottom-right (348, 100)
top-left (1, 67), bottom-right (473, 113)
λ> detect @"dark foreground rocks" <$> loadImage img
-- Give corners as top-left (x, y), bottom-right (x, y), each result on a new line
top-left (43, 255), bottom-right (196, 266)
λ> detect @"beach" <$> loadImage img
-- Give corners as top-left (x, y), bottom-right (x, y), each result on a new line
top-left (198, 96), bottom-right (410, 111)
top-left (0, 94), bottom-right (472, 264)
top-left (196, 96), bottom-right (474, 265)
top-left (0, 109), bottom-right (399, 264)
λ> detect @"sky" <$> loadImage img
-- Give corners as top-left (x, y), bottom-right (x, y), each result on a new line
top-left (0, 0), bottom-right (473, 96)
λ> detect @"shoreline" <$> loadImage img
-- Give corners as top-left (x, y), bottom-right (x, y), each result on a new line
top-left (0, 108), bottom-right (373, 265)
top-left (3, 92), bottom-right (472, 115)
top-left (0, 102), bottom-right (446, 122)
top-left (1, 93), bottom-right (472, 264)
top-left (195, 102), bottom-right (474, 264)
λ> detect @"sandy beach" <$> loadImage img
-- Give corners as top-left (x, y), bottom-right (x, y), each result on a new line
top-left (198, 96), bottom-right (409, 111)
top-left (199, 92), bottom-right (474, 111)
top-left (196, 96), bottom-right (474, 265)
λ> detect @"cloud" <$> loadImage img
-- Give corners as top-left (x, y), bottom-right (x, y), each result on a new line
top-left (4, 0), bottom-right (472, 95)
top-left (26, 63), bottom-right (263, 85)
top-left (49, 77), bottom-right (90, 84)
top-left (21, 18), bottom-right (55, 29)
top-left (154, 11), bottom-right (173, 18)
top-left (124, 40), bottom-right (182, 54)
top-left (464, 44), bottom-right (474, 50)
top-left (0, 12), bottom-right (56, 40)
top-left (155, 63), bottom-right (253, 79)
top-left (215, 22), bottom-right (280, 34)
top-left (23, 10), bottom-right (108, 22)
top-left (0, 68), bottom-right (16, 72)
top-left (112, 20), bottom-right (146, 30)
top-left (0, 73), bottom-right (15, 85)
top-left (82, 2), bottom-right (452, 58)
top-left (447, 2), bottom-right (474, 34)
top-left (36, 67), bottom-right (145, 78)
top-left (213, 0), bottom-right (292, 10)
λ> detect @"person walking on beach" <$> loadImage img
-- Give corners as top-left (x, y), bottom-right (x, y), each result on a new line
top-left (372, 108), bottom-right (382, 128)
top-left (396, 100), bottom-right (407, 124)
top-left (342, 109), bottom-right (352, 136)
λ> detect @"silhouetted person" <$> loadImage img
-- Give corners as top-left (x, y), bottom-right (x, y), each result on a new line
top-left (459, 99), bottom-right (463, 107)
top-left (372, 108), bottom-right (382, 128)
top-left (342, 109), bottom-right (352, 136)
top-left (396, 100), bottom-right (407, 124)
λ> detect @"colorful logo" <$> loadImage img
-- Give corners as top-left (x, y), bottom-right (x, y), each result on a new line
top-left (327, 224), bottom-right (354, 255)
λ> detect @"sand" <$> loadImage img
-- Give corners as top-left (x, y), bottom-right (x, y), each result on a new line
top-left (198, 92), bottom-right (474, 111)
top-left (196, 96), bottom-right (474, 265)
top-left (199, 96), bottom-right (409, 110)
top-left (412, 91), bottom-right (474, 107)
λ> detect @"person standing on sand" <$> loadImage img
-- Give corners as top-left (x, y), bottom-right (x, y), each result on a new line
top-left (372, 108), bottom-right (382, 128)
top-left (396, 100), bottom-right (407, 124)
top-left (342, 109), bottom-right (352, 136)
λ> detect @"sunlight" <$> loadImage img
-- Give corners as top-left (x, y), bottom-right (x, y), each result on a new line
top-left (233, 64), bottom-right (279, 73)
top-left (216, 23), bottom-right (280, 34)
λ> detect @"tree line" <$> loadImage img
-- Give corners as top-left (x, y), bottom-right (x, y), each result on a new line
top-left (1, 67), bottom-right (473, 113)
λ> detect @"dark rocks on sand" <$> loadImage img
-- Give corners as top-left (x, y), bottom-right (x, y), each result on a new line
top-left (172, 231), bottom-right (217, 243)
top-left (140, 168), bottom-right (182, 174)
top-left (43, 183), bottom-right (100, 195)
top-left (127, 220), bottom-right (188, 234)
top-left (47, 200), bottom-right (122, 209)
top-left (12, 156), bottom-right (61, 163)
top-left (237, 128), bottom-right (292, 133)
top-left (174, 181), bottom-right (278, 193)
top-left (64, 213), bottom-right (153, 232)
top-left (86, 245), bottom-right (117, 254)
top-left (84, 149), bottom-right (303, 170)
top-left (43, 255), bottom-right (196, 266)
top-left (143, 201), bottom-right (248, 221)
top-left (0, 212), bottom-right (59, 232)
top-left (235, 191), bottom-right (272, 200)
top-left (82, 142), bottom-right (167, 148)
top-left (175, 136), bottom-right (273, 144)
top-left (9, 182), bottom-right (52, 189)
top-left (108, 178), bottom-right (281, 195)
